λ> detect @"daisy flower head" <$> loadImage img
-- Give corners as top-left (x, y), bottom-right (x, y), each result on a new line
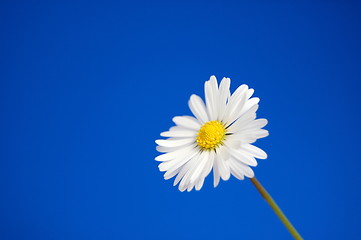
top-left (155, 76), bottom-right (269, 192)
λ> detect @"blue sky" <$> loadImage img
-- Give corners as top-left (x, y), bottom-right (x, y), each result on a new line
top-left (1, 1), bottom-right (361, 239)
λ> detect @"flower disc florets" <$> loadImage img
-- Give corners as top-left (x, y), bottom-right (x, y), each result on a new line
top-left (196, 120), bottom-right (226, 150)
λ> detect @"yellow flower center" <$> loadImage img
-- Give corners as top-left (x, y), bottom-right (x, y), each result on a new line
top-left (196, 121), bottom-right (226, 150)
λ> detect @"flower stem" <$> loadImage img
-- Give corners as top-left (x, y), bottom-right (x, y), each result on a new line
top-left (250, 177), bottom-right (303, 240)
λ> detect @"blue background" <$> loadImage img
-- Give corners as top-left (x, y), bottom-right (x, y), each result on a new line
top-left (1, 1), bottom-right (361, 239)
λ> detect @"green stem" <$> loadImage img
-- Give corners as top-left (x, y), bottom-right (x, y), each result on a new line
top-left (250, 177), bottom-right (303, 240)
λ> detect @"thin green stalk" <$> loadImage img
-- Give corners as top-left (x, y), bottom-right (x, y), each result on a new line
top-left (250, 177), bottom-right (303, 240)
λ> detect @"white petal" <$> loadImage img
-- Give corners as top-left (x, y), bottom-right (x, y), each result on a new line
top-left (240, 97), bottom-right (260, 116)
top-left (217, 145), bottom-right (231, 162)
top-left (188, 94), bottom-right (209, 124)
top-left (187, 183), bottom-right (194, 192)
top-left (229, 158), bottom-right (254, 179)
top-left (239, 163), bottom-right (254, 178)
top-left (195, 177), bottom-right (205, 191)
top-left (223, 85), bottom-right (252, 126)
top-left (204, 76), bottom-right (219, 120)
top-left (164, 166), bottom-right (181, 180)
top-left (223, 138), bottom-right (241, 149)
top-left (180, 151), bottom-right (208, 191)
top-left (226, 133), bottom-right (257, 144)
top-left (172, 116), bottom-right (201, 131)
top-left (226, 145), bottom-right (258, 167)
top-left (179, 183), bottom-right (188, 192)
top-left (158, 146), bottom-right (198, 172)
top-left (155, 138), bottom-right (195, 148)
top-left (223, 84), bottom-right (248, 124)
top-left (213, 158), bottom-right (221, 187)
top-left (246, 88), bottom-right (254, 99)
top-left (189, 151), bottom-right (210, 184)
top-left (173, 152), bottom-right (200, 186)
top-left (241, 129), bottom-right (269, 139)
top-left (178, 165), bottom-right (194, 191)
top-left (199, 150), bottom-right (215, 180)
top-left (228, 158), bottom-right (245, 180)
top-left (226, 104), bottom-right (258, 133)
top-left (157, 145), bottom-right (184, 153)
top-left (216, 151), bottom-right (231, 181)
top-left (238, 118), bottom-right (268, 131)
top-left (225, 93), bottom-right (247, 126)
top-left (231, 84), bottom-right (248, 100)
top-left (173, 164), bottom-right (190, 187)
top-left (155, 144), bottom-right (195, 162)
top-left (242, 144), bottom-right (267, 159)
top-left (218, 77), bottom-right (231, 121)
top-left (160, 129), bottom-right (196, 138)
top-left (158, 151), bottom-right (197, 172)
top-left (222, 162), bottom-right (231, 181)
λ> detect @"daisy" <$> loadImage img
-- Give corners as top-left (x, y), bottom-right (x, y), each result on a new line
top-left (155, 75), bottom-right (269, 192)
top-left (154, 76), bottom-right (304, 239)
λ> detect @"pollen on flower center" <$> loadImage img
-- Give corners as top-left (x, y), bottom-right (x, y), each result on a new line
top-left (196, 120), bottom-right (226, 150)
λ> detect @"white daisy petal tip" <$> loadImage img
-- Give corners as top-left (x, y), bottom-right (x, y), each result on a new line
top-left (155, 76), bottom-right (269, 191)
top-left (160, 132), bottom-right (169, 137)
top-left (260, 151), bottom-right (268, 160)
top-left (154, 155), bottom-right (162, 161)
top-left (213, 181), bottom-right (219, 188)
top-left (262, 130), bottom-right (270, 138)
top-left (220, 77), bottom-right (231, 87)
top-left (221, 174), bottom-right (231, 181)
top-left (158, 164), bottom-right (166, 172)
top-left (260, 118), bottom-right (269, 128)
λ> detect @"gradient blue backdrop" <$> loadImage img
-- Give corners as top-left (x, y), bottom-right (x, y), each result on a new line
top-left (1, 1), bottom-right (361, 239)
